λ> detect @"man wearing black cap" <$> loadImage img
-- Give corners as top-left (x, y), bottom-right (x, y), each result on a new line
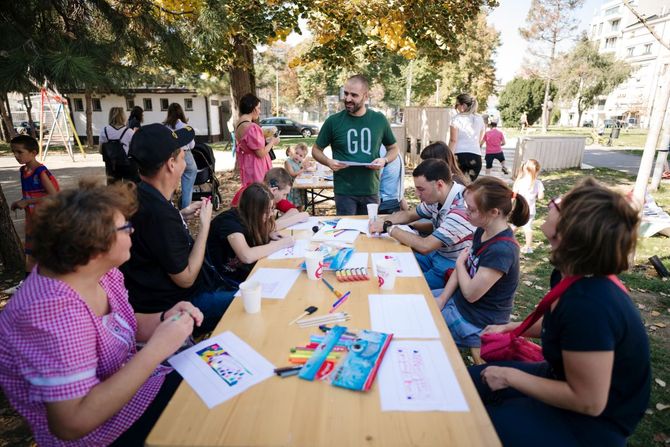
top-left (121, 123), bottom-right (235, 335)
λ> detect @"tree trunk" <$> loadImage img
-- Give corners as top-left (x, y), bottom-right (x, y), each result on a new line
top-left (228, 36), bottom-right (257, 121)
top-left (576, 97), bottom-right (584, 127)
top-left (541, 33), bottom-right (558, 133)
top-left (85, 90), bottom-right (94, 148)
top-left (0, 93), bottom-right (16, 142)
top-left (23, 94), bottom-right (37, 139)
top-left (0, 183), bottom-right (25, 274)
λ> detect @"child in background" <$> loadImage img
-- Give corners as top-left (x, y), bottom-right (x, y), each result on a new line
top-left (9, 135), bottom-right (60, 276)
top-left (284, 143), bottom-right (308, 210)
top-left (512, 159), bottom-right (545, 254)
top-left (435, 177), bottom-right (528, 348)
top-left (207, 183), bottom-right (295, 284)
top-left (481, 120), bottom-right (508, 175)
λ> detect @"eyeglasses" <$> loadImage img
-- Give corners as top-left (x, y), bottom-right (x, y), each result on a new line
top-left (549, 197), bottom-right (562, 212)
top-left (116, 222), bottom-right (134, 234)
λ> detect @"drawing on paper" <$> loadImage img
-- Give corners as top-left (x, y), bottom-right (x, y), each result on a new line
top-left (396, 348), bottom-right (432, 401)
top-left (383, 254), bottom-right (403, 274)
top-left (197, 343), bottom-right (252, 386)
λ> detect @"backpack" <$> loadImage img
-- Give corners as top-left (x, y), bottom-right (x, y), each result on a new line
top-left (101, 127), bottom-right (130, 168)
top-left (101, 127), bottom-right (138, 182)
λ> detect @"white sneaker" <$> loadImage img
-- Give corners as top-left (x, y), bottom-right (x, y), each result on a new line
top-left (3, 280), bottom-right (23, 295)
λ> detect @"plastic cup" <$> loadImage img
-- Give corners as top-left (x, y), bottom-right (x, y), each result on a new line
top-left (367, 203), bottom-right (379, 220)
top-left (240, 281), bottom-right (262, 314)
top-left (376, 259), bottom-right (397, 290)
top-left (305, 251), bottom-right (325, 280)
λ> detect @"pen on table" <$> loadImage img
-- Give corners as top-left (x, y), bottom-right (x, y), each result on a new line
top-left (329, 291), bottom-right (351, 313)
top-left (318, 325), bottom-right (357, 337)
top-left (321, 278), bottom-right (343, 298)
top-left (274, 366), bottom-right (303, 377)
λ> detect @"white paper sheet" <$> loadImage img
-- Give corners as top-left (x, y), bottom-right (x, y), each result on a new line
top-left (378, 340), bottom-right (469, 412)
top-left (339, 160), bottom-right (378, 167)
top-left (312, 226), bottom-right (360, 243)
top-left (235, 268), bottom-right (301, 299)
top-left (284, 217), bottom-right (321, 231)
top-left (370, 252), bottom-right (422, 277)
top-left (342, 252), bottom-right (369, 269)
top-left (294, 178), bottom-right (313, 185)
top-left (267, 239), bottom-right (311, 259)
top-left (168, 331), bottom-right (275, 409)
top-left (336, 218), bottom-right (371, 235)
top-left (369, 294), bottom-right (440, 339)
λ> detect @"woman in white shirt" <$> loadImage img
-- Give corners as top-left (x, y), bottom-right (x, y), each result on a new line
top-left (164, 103), bottom-right (197, 209)
top-left (448, 93), bottom-right (485, 181)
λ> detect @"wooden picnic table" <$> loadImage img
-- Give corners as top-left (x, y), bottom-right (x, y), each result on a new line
top-left (146, 220), bottom-right (500, 447)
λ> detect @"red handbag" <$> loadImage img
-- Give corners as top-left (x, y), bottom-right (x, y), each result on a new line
top-left (480, 274), bottom-right (627, 363)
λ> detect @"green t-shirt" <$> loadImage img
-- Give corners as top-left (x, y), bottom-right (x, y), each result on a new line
top-left (315, 109), bottom-right (396, 196)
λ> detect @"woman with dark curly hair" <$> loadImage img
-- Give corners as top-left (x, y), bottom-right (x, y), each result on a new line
top-left (469, 178), bottom-right (651, 446)
top-left (0, 181), bottom-right (203, 446)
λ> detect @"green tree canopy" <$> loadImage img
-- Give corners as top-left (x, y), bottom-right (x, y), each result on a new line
top-left (497, 77), bottom-right (556, 127)
top-left (555, 37), bottom-right (631, 125)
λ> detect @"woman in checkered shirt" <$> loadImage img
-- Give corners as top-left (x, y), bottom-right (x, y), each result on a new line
top-left (0, 181), bottom-right (204, 446)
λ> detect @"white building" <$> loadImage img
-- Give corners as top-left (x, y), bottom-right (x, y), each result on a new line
top-left (560, 0), bottom-right (670, 128)
top-left (63, 87), bottom-right (233, 143)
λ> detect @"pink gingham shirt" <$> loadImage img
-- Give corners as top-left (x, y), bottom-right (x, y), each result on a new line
top-left (0, 268), bottom-right (165, 446)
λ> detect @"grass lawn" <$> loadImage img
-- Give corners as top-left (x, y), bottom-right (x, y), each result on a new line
top-left (503, 126), bottom-right (649, 149)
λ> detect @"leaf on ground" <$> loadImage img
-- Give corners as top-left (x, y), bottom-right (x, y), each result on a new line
top-left (656, 322), bottom-right (667, 328)
top-left (638, 303), bottom-right (646, 310)
top-left (534, 285), bottom-right (544, 290)
top-left (651, 311), bottom-right (661, 317)
top-left (656, 403), bottom-right (670, 411)
top-left (656, 378), bottom-right (667, 387)
top-left (542, 257), bottom-right (549, 262)
top-left (523, 280), bottom-right (533, 287)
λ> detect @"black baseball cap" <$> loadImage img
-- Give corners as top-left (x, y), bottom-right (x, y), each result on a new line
top-left (128, 123), bottom-right (195, 168)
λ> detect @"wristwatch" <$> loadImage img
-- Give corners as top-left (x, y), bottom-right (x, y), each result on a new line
top-left (383, 220), bottom-right (393, 234)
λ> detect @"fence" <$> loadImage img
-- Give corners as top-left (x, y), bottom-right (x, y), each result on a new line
top-left (512, 136), bottom-right (586, 177)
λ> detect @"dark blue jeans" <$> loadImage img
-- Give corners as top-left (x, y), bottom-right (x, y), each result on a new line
top-left (190, 288), bottom-right (236, 336)
top-left (468, 361), bottom-right (627, 446)
top-left (334, 194), bottom-right (379, 216)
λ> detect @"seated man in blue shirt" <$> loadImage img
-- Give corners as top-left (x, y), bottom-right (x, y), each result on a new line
top-left (370, 158), bottom-right (475, 290)
top-left (378, 145), bottom-right (408, 214)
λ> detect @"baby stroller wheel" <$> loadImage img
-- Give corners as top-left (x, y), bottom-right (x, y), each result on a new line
top-left (212, 191), bottom-right (222, 211)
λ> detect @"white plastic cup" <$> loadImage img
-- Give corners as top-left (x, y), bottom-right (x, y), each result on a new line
top-left (305, 251), bottom-right (325, 280)
top-left (367, 203), bottom-right (379, 220)
top-left (240, 281), bottom-right (262, 314)
top-left (376, 259), bottom-right (397, 290)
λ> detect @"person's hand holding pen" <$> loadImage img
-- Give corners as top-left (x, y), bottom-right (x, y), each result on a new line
top-left (147, 302), bottom-right (203, 360)
top-left (369, 218), bottom-right (384, 235)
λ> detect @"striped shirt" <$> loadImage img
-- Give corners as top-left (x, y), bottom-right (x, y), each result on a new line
top-left (415, 183), bottom-right (475, 261)
top-left (0, 268), bottom-right (165, 446)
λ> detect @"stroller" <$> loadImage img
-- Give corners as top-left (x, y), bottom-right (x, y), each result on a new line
top-left (191, 142), bottom-right (223, 210)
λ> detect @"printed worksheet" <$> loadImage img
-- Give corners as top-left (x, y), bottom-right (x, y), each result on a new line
top-left (369, 294), bottom-right (440, 338)
top-left (235, 268), bottom-right (301, 299)
top-left (336, 218), bottom-right (372, 235)
top-left (378, 340), bottom-right (469, 412)
top-left (370, 252), bottom-right (422, 277)
top-left (169, 331), bottom-right (275, 409)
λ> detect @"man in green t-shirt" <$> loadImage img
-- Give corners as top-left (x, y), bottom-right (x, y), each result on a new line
top-left (312, 75), bottom-right (399, 215)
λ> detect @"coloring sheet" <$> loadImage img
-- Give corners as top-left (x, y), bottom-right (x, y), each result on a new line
top-left (369, 294), bottom-right (440, 339)
top-left (169, 331), bottom-right (275, 409)
top-left (370, 252), bottom-right (422, 277)
top-left (378, 340), bottom-right (469, 412)
top-left (268, 239), bottom-right (312, 259)
top-left (312, 226), bottom-right (360, 243)
top-left (285, 217), bottom-right (322, 231)
top-left (235, 268), bottom-right (301, 299)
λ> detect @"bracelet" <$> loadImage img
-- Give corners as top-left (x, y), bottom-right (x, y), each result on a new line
top-left (160, 311), bottom-right (167, 322)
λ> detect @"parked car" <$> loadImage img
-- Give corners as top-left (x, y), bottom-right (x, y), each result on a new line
top-left (15, 121), bottom-right (46, 135)
top-left (582, 120), bottom-right (594, 127)
top-left (260, 117), bottom-right (319, 138)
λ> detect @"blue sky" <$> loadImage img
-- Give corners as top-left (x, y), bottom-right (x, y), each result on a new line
top-left (489, 0), bottom-right (605, 83)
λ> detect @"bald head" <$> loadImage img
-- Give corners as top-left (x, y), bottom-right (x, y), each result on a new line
top-left (343, 75), bottom-right (370, 116)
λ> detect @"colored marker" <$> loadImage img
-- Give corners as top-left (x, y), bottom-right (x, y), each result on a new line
top-left (329, 291), bottom-right (351, 313)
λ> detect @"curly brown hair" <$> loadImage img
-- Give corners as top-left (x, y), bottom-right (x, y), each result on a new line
top-left (31, 180), bottom-right (138, 274)
top-left (551, 178), bottom-right (639, 276)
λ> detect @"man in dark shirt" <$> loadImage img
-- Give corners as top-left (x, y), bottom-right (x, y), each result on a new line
top-left (121, 123), bottom-right (235, 334)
